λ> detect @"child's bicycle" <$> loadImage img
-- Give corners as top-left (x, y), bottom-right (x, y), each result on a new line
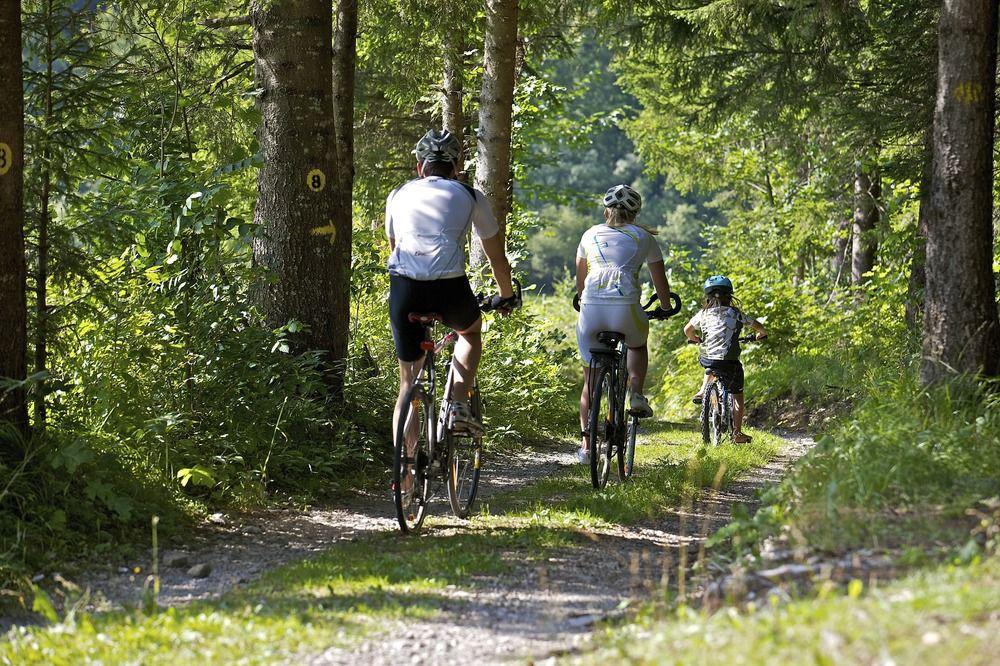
top-left (692, 335), bottom-right (766, 446)
top-left (581, 292), bottom-right (681, 488)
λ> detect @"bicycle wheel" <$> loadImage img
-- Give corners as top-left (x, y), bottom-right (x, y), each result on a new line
top-left (700, 382), bottom-right (713, 444)
top-left (703, 383), bottom-right (723, 447)
top-left (589, 365), bottom-right (613, 489)
top-left (393, 384), bottom-right (431, 533)
top-left (447, 386), bottom-right (482, 518)
top-left (623, 413), bottom-right (639, 480)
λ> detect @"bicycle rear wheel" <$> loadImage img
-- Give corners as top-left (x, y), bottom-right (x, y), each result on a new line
top-left (393, 384), bottom-right (431, 533)
top-left (447, 386), bottom-right (482, 518)
top-left (623, 413), bottom-right (639, 479)
top-left (703, 384), bottom-right (723, 447)
top-left (588, 366), bottom-right (613, 489)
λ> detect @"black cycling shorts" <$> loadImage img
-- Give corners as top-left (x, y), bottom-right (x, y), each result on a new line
top-left (389, 274), bottom-right (481, 362)
top-left (700, 358), bottom-right (745, 394)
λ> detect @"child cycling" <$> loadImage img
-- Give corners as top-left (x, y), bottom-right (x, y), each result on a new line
top-left (684, 275), bottom-right (766, 444)
top-left (574, 184), bottom-right (672, 464)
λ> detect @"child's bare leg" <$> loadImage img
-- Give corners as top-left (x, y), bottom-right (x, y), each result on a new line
top-left (733, 392), bottom-right (745, 433)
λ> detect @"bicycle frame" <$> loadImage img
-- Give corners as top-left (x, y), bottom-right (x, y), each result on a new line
top-left (411, 326), bottom-right (459, 463)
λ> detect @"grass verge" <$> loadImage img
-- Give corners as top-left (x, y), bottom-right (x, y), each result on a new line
top-left (570, 556), bottom-right (1000, 665)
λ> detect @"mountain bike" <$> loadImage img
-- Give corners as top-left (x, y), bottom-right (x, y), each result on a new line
top-left (582, 292), bottom-right (681, 489)
top-left (694, 335), bottom-right (765, 446)
top-left (392, 280), bottom-right (521, 534)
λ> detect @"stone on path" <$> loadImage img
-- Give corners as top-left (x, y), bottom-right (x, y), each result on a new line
top-left (187, 563), bottom-right (212, 578)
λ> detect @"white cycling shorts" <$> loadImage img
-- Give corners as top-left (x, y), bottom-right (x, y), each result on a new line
top-left (576, 302), bottom-right (649, 364)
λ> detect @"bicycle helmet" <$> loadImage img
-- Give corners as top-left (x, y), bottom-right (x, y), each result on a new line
top-left (414, 129), bottom-right (462, 165)
top-left (603, 184), bottom-right (642, 213)
top-left (703, 275), bottom-right (733, 295)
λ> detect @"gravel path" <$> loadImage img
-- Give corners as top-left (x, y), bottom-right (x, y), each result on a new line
top-left (23, 432), bottom-right (814, 664)
top-left (311, 432), bottom-right (816, 665)
top-left (72, 448), bottom-right (573, 611)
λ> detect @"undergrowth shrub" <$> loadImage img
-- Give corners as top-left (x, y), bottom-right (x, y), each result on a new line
top-left (738, 374), bottom-right (1000, 551)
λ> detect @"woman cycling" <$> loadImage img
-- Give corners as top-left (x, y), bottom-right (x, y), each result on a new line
top-left (574, 184), bottom-right (672, 464)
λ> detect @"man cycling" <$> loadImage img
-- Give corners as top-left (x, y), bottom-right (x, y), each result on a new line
top-left (386, 129), bottom-right (517, 440)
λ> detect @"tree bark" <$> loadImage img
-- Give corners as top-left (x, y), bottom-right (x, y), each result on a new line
top-left (851, 166), bottom-right (879, 285)
top-left (831, 215), bottom-right (850, 283)
top-left (471, 0), bottom-right (518, 268)
top-left (0, 0), bottom-right (29, 435)
top-left (250, 0), bottom-right (348, 380)
top-left (34, 0), bottom-right (54, 431)
top-left (921, 0), bottom-right (1000, 383)
top-left (442, 27), bottom-right (465, 171)
top-left (905, 128), bottom-right (933, 332)
top-left (332, 0), bottom-right (356, 217)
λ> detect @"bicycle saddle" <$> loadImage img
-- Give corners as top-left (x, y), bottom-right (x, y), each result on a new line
top-left (596, 331), bottom-right (625, 346)
top-left (408, 312), bottom-right (443, 324)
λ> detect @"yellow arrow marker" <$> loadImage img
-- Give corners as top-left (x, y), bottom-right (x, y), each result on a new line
top-left (310, 223), bottom-right (337, 245)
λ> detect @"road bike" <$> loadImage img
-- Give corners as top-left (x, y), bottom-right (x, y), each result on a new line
top-left (391, 281), bottom-right (521, 533)
top-left (581, 292), bottom-right (681, 489)
top-left (694, 335), bottom-right (765, 446)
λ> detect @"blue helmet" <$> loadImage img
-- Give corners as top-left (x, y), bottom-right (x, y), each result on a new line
top-left (703, 275), bottom-right (733, 295)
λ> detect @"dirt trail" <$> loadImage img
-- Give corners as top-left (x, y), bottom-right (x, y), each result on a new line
top-left (47, 432), bottom-right (813, 664)
top-left (311, 432), bottom-right (815, 665)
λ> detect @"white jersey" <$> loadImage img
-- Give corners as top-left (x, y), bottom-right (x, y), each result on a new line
top-left (385, 176), bottom-right (500, 280)
top-left (576, 223), bottom-right (664, 304)
top-left (687, 306), bottom-right (757, 361)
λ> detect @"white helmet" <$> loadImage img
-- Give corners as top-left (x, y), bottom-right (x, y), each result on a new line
top-left (414, 129), bottom-right (462, 165)
top-left (603, 184), bottom-right (642, 213)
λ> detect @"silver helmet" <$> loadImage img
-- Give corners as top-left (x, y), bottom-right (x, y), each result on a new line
top-left (603, 184), bottom-right (642, 213)
top-left (414, 129), bottom-right (462, 165)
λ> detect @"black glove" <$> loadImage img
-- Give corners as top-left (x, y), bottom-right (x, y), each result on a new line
top-left (647, 306), bottom-right (672, 321)
top-left (572, 292), bottom-right (581, 312)
top-left (490, 293), bottom-right (520, 312)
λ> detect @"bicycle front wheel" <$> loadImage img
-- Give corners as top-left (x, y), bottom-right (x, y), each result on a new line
top-left (623, 413), bottom-right (639, 479)
top-left (588, 366), bottom-right (613, 489)
top-left (447, 387), bottom-right (482, 518)
top-left (393, 384), bottom-right (431, 533)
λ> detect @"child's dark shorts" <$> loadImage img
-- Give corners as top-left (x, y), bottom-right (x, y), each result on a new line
top-left (699, 358), bottom-right (745, 394)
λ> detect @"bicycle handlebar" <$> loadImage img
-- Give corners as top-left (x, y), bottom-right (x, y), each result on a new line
top-left (645, 292), bottom-right (682, 321)
top-left (687, 334), bottom-right (767, 345)
top-left (573, 291), bottom-right (683, 319)
top-left (478, 277), bottom-right (522, 313)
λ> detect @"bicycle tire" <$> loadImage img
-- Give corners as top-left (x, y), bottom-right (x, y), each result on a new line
top-left (705, 383), bottom-right (723, 447)
top-left (700, 383), bottom-right (712, 444)
top-left (447, 386), bottom-right (482, 518)
top-left (623, 413), bottom-right (639, 479)
top-left (588, 365), bottom-right (613, 489)
top-left (393, 384), bottom-right (431, 533)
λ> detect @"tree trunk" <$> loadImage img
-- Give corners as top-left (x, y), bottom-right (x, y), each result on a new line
top-left (921, 0), bottom-right (1000, 383)
top-left (851, 166), bottom-right (879, 285)
top-left (332, 0), bottom-right (356, 217)
top-left (250, 0), bottom-right (348, 379)
top-left (905, 128), bottom-right (933, 332)
top-left (471, 0), bottom-right (518, 268)
top-left (831, 215), bottom-right (850, 283)
top-left (442, 27), bottom-right (465, 171)
top-left (34, 0), bottom-right (54, 431)
top-left (0, 0), bottom-right (29, 435)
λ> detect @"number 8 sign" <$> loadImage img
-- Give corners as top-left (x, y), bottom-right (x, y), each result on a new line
top-left (0, 142), bottom-right (12, 176)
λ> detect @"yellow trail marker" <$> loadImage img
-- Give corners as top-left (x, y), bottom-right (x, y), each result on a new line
top-left (310, 223), bottom-right (337, 245)
top-left (0, 142), bottom-right (12, 176)
top-left (307, 168), bottom-right (326, 192)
